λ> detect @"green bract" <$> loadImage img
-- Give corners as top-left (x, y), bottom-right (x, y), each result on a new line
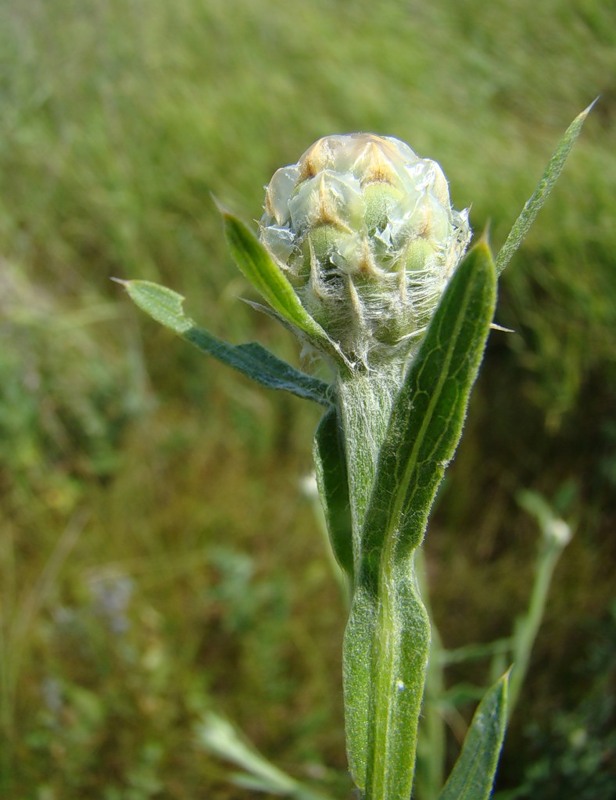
top-left (260, 134), bottom-right (471, 367)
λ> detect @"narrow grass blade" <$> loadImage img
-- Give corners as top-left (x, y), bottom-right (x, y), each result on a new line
top-left (313, 407), bottom-right (354, 582)
top-left (507, 491), bottom-right (573, 716)
top-left (221, 211), bottom-right (342, 361)
top-left (119, 279), bottom-right (330, 405)
top-left (495, 102), bottom-right (595, 275)
top-left (438, 672), bottom-right (509, 800)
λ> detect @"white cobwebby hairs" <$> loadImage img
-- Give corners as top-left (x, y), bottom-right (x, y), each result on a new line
top-left (260, 133), bottom-right (471, 369)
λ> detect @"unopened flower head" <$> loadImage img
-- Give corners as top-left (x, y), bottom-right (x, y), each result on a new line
top-left (260, 133), bottom-right (471, 367)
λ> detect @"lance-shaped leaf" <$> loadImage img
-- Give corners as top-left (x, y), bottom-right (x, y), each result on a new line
top-left (360, 241), bottom-right (497, 592)
top-left (438, 671), bottom-right (509, 800)
top-left (222, 211), bottom-right (346, 364)
top-left (495, 102), bottom-right (595, 275)
top-left (119, 279), bottom-right (330, 406)
top-left (343, 242), bottom-right (497, 799)
top-left (313, 406), bottom-right (354, 582)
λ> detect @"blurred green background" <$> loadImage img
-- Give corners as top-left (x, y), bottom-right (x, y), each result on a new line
top-left (1, 0), bottom-right (614, 797)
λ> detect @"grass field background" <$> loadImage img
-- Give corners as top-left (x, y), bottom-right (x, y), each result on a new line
top-left (1, 1), bottom-right (615, 797)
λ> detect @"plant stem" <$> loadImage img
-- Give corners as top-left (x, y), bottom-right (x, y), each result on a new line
top-left (337, 364), bottom-right (404, 790)
top-left (336, 362), bottom-right (405, 568)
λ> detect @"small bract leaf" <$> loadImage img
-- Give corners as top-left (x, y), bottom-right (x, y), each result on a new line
top-left (222, 211), bottom-right (342, 361)
top-left (438, 671), bottom-right (509, 800)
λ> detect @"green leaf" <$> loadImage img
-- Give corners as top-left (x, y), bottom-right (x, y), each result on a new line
top-left (438, 672), bottom-right (509, 800)
top-left (119, 279), bottom-right (330, 406)
top-left (345, 572), bottom-right (430, 800)
top-left (495, 102), bottom-right (595, 275)
top-left (221, 211), bottom-right (344, 362)
top-left (313, 407), bottom-right (354, 582)
top-left (343, 243), bottom-right (497, 799)
top-left (360, 241), bottom-right (497, 591)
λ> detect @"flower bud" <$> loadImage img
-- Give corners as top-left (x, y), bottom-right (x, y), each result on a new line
top-left (260, 133), bottom-right (471, 367)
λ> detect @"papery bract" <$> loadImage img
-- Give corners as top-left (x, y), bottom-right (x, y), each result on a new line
top-left (260, 133), bottom-right (471, 367)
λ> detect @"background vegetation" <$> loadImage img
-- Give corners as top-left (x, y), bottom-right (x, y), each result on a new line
top-left (1, 0), bottom-right (614, 797)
